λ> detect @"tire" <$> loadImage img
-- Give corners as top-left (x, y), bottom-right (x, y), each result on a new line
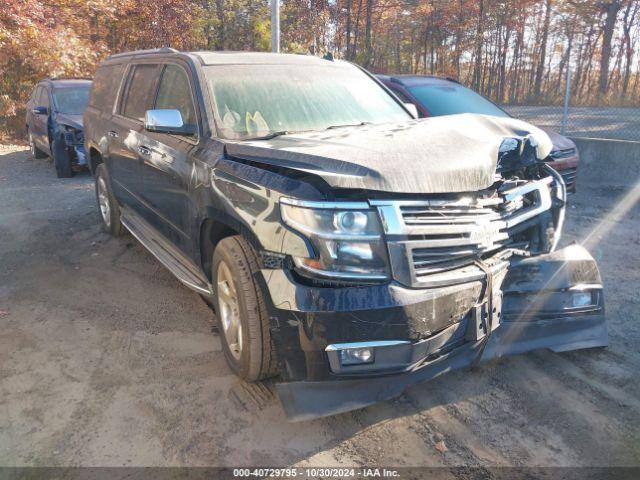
top-left (95, 164), bottom-right (123, 236)
top-left (212, 236), bottom-right (277, 381)
top-left (52, 136), bottom-right (73, 178)
top-left (28, 128), bottom-right (46, 159)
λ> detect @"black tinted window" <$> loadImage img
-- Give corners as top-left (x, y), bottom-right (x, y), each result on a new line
top-left (90, 64), bottom-right (125, 110)
top-left (407, 83), bottom-right (508, 118)
top-left (122, 64), bottom-right (159, 121)
top-left (38, 87), bottom-right (50, 107)
top-left (155, 65), bottom-right (196, 127)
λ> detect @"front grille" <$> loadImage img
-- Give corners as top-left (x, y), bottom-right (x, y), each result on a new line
top-left (402, 202), bottom-right (510, 277)
top-left (374, 177), bottom-right (555, 287)
top-left (560, 167), bottom-right (577, 189)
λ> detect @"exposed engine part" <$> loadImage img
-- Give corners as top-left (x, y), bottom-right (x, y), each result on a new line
top-left (497, 135), bottom-right (541, 174)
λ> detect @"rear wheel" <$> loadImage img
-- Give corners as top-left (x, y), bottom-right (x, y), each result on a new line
top-left (52, 136), bottom-right (73, 178)
top-left (95, 164), bottom-right (122, 236)
top-left (28, 129), bottom-right (46, 159)
top-left (212, 236), bottom-right (277, 381)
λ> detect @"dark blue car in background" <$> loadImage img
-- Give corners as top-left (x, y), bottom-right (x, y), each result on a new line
top-left (25, 79), bottom-right (92, 178)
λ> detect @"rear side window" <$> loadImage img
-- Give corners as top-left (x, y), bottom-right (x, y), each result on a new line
top-left (121, 64), bottom-right (159, 121)
top-left (31, 87), bottom-right (41, 102)
top-left (89, 63), bottom-right (125, 111)
top-left (155, 65), bottom-right (196, 127)
top-left (38, 87), bottom-right (50, 107)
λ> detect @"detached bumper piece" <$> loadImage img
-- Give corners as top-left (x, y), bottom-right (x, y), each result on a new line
top-left (73, 145), bottom-right (87, 166)
top-left (276, 244), bottom-right (607, 421)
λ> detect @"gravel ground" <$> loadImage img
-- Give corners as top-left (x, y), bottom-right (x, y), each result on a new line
top-left (1, 144), bottom-right (639, 471)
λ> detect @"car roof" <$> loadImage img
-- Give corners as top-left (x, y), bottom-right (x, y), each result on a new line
top-left (40, 79), bottom-right (93, 89)
top-left (377, 74), bottom-right (458, 87)
top-left (105, 48), bottom-right (348, 68)
top-left (191, 51), bottom-right (339, 66)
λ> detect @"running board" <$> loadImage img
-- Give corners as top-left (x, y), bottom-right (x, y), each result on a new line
top-left (120, 207), bottom-right (214, 297)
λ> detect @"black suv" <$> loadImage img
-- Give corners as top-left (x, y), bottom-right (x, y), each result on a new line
top-left (84, 49), bottom-right (607, 420)
top-left (26, 79), bottom-right (92, 177)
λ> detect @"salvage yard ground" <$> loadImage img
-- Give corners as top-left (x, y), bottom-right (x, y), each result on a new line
top-left (0, 144), bottom-right (639, 469)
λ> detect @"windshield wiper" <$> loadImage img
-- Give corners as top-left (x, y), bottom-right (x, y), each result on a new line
top-left (244, 130), bottom-right (293, 141)
top-left (325, 122), bottom-right (372, 130)
top-left (245, 124), bottom-right (370, 140)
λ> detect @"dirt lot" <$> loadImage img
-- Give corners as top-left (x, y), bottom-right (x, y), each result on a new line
top-left (1, 143), bottom-right (639, 470)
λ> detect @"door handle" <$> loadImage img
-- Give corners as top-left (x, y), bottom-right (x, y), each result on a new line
top-left (139, 145), bottom-right (167, 159)
top-left (108, 130), bottom-right (119, 138)
top-left (138, 145), bottom-right (152, 156)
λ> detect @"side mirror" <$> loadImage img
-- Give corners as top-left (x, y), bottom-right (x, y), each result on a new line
top-left (144, 109), bottom-right (195, 136)
top-left (32, 106), bottom-right (48, 115)
top-left (404, 103), bottom-right (419, 119)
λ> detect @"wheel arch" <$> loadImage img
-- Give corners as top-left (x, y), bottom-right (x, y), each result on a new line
top-left (88, 146), bottom-right (104, 176)
top-left (199, 212), bottom-right (264, 281)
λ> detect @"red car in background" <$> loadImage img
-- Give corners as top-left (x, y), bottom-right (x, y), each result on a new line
top-left (377, 75), bottom-right (579, 192)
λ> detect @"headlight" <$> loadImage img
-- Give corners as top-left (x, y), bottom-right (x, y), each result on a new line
top-left (280, 198), bottom-right (389, 281)
top-left (63, 128), bottom-right (76, 144)
top-left (62, 125), bottom-right (80, 145)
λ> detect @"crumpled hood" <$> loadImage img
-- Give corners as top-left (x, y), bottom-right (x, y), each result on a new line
top-left (56, 113), bottom-right (83, 130)
top-left (224, 113), bottom-right (553, 194)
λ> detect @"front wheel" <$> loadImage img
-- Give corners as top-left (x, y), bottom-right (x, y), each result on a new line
top-left (52, 136), bottom-right (73, 178)
top-left (212, 236), bottom-right (277, 381)
top-left (95, 164), bottom-right (122, 236)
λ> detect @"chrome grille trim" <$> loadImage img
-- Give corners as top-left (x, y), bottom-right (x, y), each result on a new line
top-left (560, 167), bottom-right (578, 186)
top-left (373, 177), bottom-right (554, 287)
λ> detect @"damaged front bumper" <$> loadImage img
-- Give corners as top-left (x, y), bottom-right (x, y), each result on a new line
top-left (62, 130), bottom-right (86, 166)
top-left (277, 309), bottom-right (606, 421)
top-left (264, 244), bottom-right (607, 421)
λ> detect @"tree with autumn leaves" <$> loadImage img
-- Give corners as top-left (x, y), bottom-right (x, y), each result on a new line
top-left (1, 0), bottom-right (639, 140)
top-left (331, 0), bottom-right (640, 104)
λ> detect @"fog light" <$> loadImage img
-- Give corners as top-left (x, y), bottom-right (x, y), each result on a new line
top-left (572, 291), bottom-right (593, 308)
top-left (340, 348), bottom-right (374, 365)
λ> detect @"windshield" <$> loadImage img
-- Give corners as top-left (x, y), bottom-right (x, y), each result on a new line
top-left (52, 88), bottom-right (91, 115)
top-left (205, 63), bottom-right (411, 140)
top-left (408, 83), bottom-right (508, 118)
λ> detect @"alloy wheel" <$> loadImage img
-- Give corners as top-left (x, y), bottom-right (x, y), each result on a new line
top-left (217, 260), bottom-right (243, 360)
top-left (29, 132), bottom-right (36, 157)
top-left (97, 176), bottom-right (111, 228)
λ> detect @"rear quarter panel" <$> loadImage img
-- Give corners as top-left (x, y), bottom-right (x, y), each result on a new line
top-left (84, 62), bottom-right (127, 175)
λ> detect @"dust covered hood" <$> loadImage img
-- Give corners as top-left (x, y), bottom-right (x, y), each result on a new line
top-left (224, 113), bottom-right (554, 194)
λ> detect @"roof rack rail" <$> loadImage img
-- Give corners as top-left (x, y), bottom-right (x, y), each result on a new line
top-left (46, 77), bottom-right (92, 81)
top-left (107, 47), bottom-right (179, 60)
